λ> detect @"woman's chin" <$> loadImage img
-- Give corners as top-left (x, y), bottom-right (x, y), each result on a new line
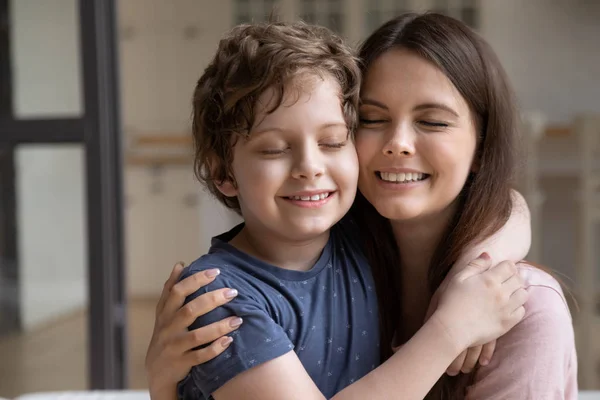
top-left (371, 201), bottom-right (425, 222)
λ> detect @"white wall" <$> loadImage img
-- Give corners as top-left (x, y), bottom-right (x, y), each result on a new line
top-left (10, 0), bottom-right (87, 331)
top-left (124, 167), bottom-right (240, 298)
top-left (479, 1), bottom-right (600, 279)
top-left (119, 0), bottom-right (240, 298)
top-left (480, 0), bottom-right (600, 125)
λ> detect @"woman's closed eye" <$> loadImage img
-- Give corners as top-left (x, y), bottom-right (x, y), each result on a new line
top-left (418, 120), bottom-right (449, 128)
top-left (359, 117), bottom-right (387, 126)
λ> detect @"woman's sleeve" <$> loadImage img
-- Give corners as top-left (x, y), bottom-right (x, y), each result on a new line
top-left (466, 274), bottom-right (578, 400)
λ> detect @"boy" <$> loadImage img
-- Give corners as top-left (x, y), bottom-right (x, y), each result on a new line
top-left (176, 22), bottom-right (529, 400)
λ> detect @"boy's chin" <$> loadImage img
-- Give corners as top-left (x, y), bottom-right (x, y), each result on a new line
top-left (280, 218), bottom-right (341, 241)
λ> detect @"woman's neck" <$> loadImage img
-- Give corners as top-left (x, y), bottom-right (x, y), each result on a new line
top-left (390, 204), bottom-right (458, 339)
top-left (391, 214), bottom-right (451, 280)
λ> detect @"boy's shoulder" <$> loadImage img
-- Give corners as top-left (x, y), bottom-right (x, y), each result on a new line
top-left (178, 224), bottom-right (258, 284)
top-left (180, 245), bottom-right (257, 287)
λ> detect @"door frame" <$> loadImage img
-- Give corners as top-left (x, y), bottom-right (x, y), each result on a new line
top-left (0, 0), bottom-right (127, 388)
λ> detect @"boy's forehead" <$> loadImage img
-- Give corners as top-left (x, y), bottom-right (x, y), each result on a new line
top-left (250, 77), bottom-right (345, 135)
top-left (254, 73), bottom-right (343, 117)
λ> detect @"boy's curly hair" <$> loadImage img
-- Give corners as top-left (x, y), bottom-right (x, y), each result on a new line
top-left (192, 21), bottom-right (361, 213)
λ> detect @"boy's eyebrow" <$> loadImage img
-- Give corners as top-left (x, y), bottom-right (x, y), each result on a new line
top-left (252, 122), bottom-right (347, 135)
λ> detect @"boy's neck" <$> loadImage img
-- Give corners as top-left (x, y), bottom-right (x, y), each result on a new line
top-left (228, 223), bottom-right (330, 272)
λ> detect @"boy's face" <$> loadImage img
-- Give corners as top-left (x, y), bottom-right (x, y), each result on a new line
top-left (218, 75), bottom-right (358, 242)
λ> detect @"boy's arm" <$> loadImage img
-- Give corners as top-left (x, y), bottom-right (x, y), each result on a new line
top-left (455, 189), bottom-right (531, 268)
top-left (211, 256), bottom-right (527, 400)
top-left (214, 315), bottom-right (461, 400)
top-left (430, 190), bottom-right (531, 375)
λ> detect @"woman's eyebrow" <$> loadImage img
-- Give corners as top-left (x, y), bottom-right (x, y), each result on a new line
top-left (360, 98), bottom-right (388, 110)
top-left (413, 102), bottom-right (459, 117)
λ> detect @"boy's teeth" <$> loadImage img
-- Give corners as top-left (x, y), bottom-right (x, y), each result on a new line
top-left (379, 172), bottom-right (425, 183)
top-left (290, 193), bottom-right (330, 201)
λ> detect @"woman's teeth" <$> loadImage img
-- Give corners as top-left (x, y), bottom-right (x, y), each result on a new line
top-left (379, 172), bottom-right (427, 183)
top-left (288, 193), bottom-right (330, 201)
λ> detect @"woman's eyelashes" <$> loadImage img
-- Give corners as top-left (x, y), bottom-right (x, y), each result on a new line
top-left (358, 116), bottom-right (450, 130)
top-left (359, 117), bottom-right (387, 126)
top-left (418, 120), bottom-right (449, 128)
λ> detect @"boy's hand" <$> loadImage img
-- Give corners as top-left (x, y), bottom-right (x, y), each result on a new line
top-left (431, 253), bottom-right (528, 355)
top-left (426, 256), bottom-right (497, 375)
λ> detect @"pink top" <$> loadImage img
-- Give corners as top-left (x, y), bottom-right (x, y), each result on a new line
top-left (465, 264), bottom-right (578, 399)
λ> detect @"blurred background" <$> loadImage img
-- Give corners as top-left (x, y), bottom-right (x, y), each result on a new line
top-left (0, 0), bottom-right (598, 397)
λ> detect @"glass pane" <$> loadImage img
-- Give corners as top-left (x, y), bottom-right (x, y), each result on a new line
top-left (0, 144), bottom-right (88, 397)
top-left (9, 0), bottom-right (83, 119)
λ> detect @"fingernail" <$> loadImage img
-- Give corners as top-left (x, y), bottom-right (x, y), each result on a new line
top-left (224, 289), bottom-right (238, 299)
top-left (229, 317), bottom-right (243, 328)
top-left (205, 269), bottom-right (220, 278)
top-left (176, 261), bottom-right (185, 268)
top-left (480, 252), bottom-right (491, 260)
top-left (447, 370), bottom-right (458, 376)
top-left (220, 336), bottom-right (233, 348)
top-left (480, 358), bottom-right (489, 366)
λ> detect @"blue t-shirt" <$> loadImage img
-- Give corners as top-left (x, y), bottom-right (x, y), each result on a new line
top-left (177, 218), bottom-right (380, 399)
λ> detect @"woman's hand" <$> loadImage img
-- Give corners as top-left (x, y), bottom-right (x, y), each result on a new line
top-left (145, 262), bottom-right (242, 400)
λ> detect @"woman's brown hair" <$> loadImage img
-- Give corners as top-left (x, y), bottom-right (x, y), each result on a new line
top-left (351, 12), bottom-right (519, 399)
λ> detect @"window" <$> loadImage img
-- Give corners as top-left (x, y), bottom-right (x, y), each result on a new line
top-left (365, 0), bottom-right (410, 34)
top-left (366, 0), bottom-right (479, 35)
top-left (299, 0), bottom-right (346, 35)
top-left (233, 0), bottom-right (280, 25)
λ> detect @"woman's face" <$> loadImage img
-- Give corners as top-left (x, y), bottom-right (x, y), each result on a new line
top-left (356, 48), bottom-right (478, 224)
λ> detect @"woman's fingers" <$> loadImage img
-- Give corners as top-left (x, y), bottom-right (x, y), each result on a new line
top-left (175, 316), bottom-right (243, 354)
top-left (168, 287), bottom-right (239, 334)
top-left (162, 268), bottom-right (222, 320)
top-left (479, 340), bottom-right (496, 366)
top-left (184, 336), bottom-right (235, 366)
top-left (460, 345), bottom-right (482, 373)
top-left (446, 350), bottom-right (467, 376)
top-left (156, 262), bottom-right (185, 315)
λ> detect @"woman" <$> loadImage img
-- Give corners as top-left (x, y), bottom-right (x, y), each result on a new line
top-left (146, 13), bottom-right (576, 399)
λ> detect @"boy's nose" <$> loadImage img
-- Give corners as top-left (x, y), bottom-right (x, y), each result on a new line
top-left (291, 152), bottom-right (325, 180)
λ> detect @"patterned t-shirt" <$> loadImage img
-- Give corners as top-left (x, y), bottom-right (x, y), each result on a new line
top-left (177, 218), bottom-right (380, 399)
